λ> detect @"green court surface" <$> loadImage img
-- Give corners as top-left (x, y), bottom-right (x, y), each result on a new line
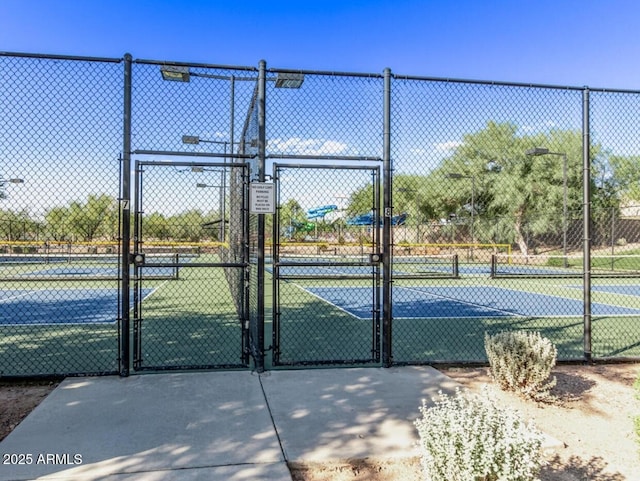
top-left (2, 256), bottom-right (640, 376)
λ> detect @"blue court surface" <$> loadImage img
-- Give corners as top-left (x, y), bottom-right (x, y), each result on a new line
top-left (581, 284), bottom-right (640, 297)
top-left (0, 288), bottom-right (153, 325)
top-left (16, 266), bottom-right (177, 278)
top-left (305, 285), bottom-right (640, 319)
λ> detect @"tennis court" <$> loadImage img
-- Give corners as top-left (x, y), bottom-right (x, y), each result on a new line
top-left (304, 284), bottom-right (640, 319)
top-left (0, 287), bottom-right (154, 325)
top-left (0, 254), bottom-right (186, 280)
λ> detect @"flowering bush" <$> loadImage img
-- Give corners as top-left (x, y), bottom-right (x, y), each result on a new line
top-left (414, 388), bottom-right (544, 481)
top-left (485, 330), bottom-right (557, 401)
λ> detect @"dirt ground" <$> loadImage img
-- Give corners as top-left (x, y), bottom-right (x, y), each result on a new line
top-left (0, 379), bottom-right (59, 442)
top-left (289, 364), bottom-right (640, 481)
top-left (1, 364), bottom-right (639, 481)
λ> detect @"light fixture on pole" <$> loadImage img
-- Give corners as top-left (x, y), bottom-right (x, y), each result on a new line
top-left (446, 173), bottom-right (476, 250)
top-left (274, 72), bottom-right (305, 89)
top-left (160, 65), bottom-right (190, 82)
top-left (160, 65), bottom-right (304, 89)
top-left (0, 178), bottom-right (24, 185)
top-left (196, 182), bottom-right (225, 241)
top-left (184, 136), bottom-right (235, 242)
top-left (526, 147), bottom-right (568, 267)
top-left (0, 178), bottom-right (24, 200)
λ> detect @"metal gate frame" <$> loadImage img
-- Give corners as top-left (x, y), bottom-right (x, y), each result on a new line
top-left (130, 159), bottom-right (250, 371)
top-left (271, 163), bottom-right (382, 366)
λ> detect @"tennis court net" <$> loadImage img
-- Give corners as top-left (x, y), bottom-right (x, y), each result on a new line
top-left (0, 253), bottom-right (192, 281)
top-left (490, 253), bottom-right (640, 278)
top-left (272, 253), bottom-right (459, 279)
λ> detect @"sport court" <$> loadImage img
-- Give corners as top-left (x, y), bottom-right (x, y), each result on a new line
top-left (305, 284), bottom-right (640, 319)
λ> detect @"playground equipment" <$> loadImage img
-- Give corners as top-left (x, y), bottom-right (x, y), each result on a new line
top-left (346, 212), bottom-right (408, 226)
top-left (306, 205), bottom-right (338, 220)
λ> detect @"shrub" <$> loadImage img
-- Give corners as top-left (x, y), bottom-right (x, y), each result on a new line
top-left (485, 331), bottom-right (557, 401)
top-left (415, 387), bottom-right (545, 481)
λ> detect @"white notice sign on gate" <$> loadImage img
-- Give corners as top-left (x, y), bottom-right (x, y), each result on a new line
top-left (250, 182), bottom-right (275, 214)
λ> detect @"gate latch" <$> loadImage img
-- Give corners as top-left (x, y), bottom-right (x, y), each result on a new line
top-left (130, 253), bottom-right (145, 266)
top-left (369, 253), bottom-right (383, 264)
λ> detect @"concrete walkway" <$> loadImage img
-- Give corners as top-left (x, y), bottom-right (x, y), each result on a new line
top-left (0, 367), bottom-right (459, 481)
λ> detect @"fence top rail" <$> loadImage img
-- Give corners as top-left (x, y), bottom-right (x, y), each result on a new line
top-left (0, 50), bottom-right (122, 63)
top-left (132, 150), bottom-right (256, 160)
top-left (135, 57), bottom-right (258, 73)
top-left (4, 50), bottom-right (640, 94)
top-left (392, 73), bottom-right (640, 95)
top-left (269, 155), bottom-right (382, 162)
top-left (135, 160), bottom-right (249, 168)
top-left (270, 67), bottom-right (384, 79)
top-left (274, 163), bottom-right (381, 171)
top-left (392, 73), bottom-right (586, 91)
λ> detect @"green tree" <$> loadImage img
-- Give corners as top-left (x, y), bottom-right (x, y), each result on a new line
top-left (346, 122), bottom-right (611, 254)
top-left (0, 209), bottom-right (36, 241)
top-left (426, 122), bottom-right (591, 254)
top-left (278, 199), bottom-right (308, 240)
top-left (608, 154), bottom-right (640, 205)
top-left (44, 206), bottom-right (70, 241)
top-left (144, 212), bottom-right (171, 240)
top-left (345, 182), bottom-right (375, 218)
top-left (167, 209), bottom-right (207, 242)
top-left (67, 194), bottom-right (118, 242)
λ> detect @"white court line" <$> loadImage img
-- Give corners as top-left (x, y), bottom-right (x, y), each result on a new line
top-left (289, 284), bottom-right (370, 320)
top-left (0, 290), bottom-right (38, 303)
top-left (397, 285), bottom-right (524, 317)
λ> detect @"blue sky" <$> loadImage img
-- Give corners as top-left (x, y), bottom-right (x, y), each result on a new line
top-left (2, 0), bottom-right (640, 217)
top-left (1, 0), bottom-right (639, 89)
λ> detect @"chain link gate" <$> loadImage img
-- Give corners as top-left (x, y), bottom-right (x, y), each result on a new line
top-left (272, 164), bottom-right (381, 366)
top-left (131, 160), bottom-right (250, 371)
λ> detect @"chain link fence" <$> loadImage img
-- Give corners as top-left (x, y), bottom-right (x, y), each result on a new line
top-left (389, 79), bottom-right (587, 363)
top-left (2, 51), bottom-right (640, 377)
top-left (0, 53), bottom-right (123, 377)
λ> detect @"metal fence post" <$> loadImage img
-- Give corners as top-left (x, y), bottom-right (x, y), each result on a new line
top-left (120, 53), bottom-right (132, 377)
top-left (255, 59), bottom-right (267, 372)
top-left (382, 68), bottom-right (393, 367)
top-left (583, 87), bottom-right (592, 362)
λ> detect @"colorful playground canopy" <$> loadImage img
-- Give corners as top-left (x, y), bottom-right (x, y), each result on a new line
top-left (346, 212), bottom-right (408, 226)
top-left (306, 205), bottom-right (338, 220)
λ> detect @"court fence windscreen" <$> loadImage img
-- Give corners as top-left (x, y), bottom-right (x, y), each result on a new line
top-left (2, 51), bottom-right (640, 377)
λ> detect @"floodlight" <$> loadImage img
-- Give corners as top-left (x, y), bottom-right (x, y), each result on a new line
top-left (526, 147), bottom-right (550, 156)
top-left (275, 72), bottom-right (304, 89)
top-left (182, 135), bottom-right (200, 145)
top-left (160, 65), bottom-right (190, 82)
top-left (1, 178), bottom-right (24, 184)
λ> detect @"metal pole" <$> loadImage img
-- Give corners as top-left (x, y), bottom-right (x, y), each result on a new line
top-left (382, 68), bottom-right (392, 367)
top-left (230, 76), bottom-right (235, 152)
top-left (223, 76), bottom-right (235, 244)
top-left (471, 176), bottom-right (475, 243)
top-left (220, 143), bottom-right (226, 242)
top-left (255, 59), bottom-right (267, 372)
top-left (120, 53), bottom-right (132, 377)
top-left (583, 87), bottom-right (592, 362)
top-left (610, 206), bottom-right (616, 267)
top-left (470, 175), bottom-right (475, 260)
top-left (563, 153), bottom-right (568, 268)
